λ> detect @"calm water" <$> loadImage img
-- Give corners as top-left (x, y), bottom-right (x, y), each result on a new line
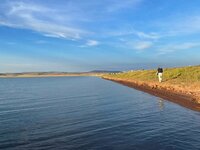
top-left (0, 77), bottom-right (200, 150)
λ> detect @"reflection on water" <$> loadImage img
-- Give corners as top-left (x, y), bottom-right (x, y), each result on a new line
top-left (0, 77), bottom-right (200, 150)
top-left (157, 98), bottom-right (165, 111)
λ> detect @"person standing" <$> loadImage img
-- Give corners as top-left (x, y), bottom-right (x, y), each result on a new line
top-left (157, 67), bottom-right (163, 82)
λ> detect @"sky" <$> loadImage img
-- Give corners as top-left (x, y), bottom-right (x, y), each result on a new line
top-left (0, 0), bottom-right (200, 72)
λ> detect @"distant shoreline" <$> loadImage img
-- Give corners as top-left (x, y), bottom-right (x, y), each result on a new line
top-left (0, 70), bottom-right (122, 78)
top-left (0, 72), bottom-right (112, 78)
top-left (0, 74), bottom-right (100, 78)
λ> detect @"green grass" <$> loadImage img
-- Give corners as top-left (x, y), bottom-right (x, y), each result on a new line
top-left (103, 65), bottom-right (200, 84)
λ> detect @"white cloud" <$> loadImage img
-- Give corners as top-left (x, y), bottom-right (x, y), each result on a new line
top-left (80, 40), bottom-right (100, 47)
top-left (128, 41), bottom-right (153, 50)
top-left (8, 1), bottom-right (50, 14)
top-left (174, 16), bottom-right (200, 35)
top-left (0, 1), bottom-right (89, 40)
top-left (0, 0), bottom-right (145, 43)
top-left (134, 41), bottom-right (153, 50)
top-left (155, 15), bottom-right (200, 37)
top-left (86, 40), bottom-right (100, 46)
top-left (157, 42), bottom-right (200, 55)
top-left (107, 28), bottom-right (160, 40)
top-left (136, 31), bottom-right (160, 39)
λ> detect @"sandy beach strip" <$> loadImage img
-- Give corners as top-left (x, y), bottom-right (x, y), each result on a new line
top-left (0, 74), bottom-right (102, 78)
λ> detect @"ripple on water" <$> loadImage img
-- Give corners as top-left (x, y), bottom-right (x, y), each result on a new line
top-left (0, 77), bottom-right (200, 150)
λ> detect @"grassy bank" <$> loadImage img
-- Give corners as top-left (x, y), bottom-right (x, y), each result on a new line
top-left (103, 65), bottom-right (200, 86)
top-left (102, 65), bottom-right (200, 106)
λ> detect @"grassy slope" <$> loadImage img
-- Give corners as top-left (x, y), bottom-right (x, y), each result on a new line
top-left (103, 65), bottom-right (200, 87)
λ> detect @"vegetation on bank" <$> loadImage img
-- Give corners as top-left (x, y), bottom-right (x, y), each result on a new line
top-left (102, 65), bottom-right (200, 85)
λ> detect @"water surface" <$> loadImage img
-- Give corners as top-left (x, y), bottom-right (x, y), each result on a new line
top-left (0, 77), bottom-right (200, 150)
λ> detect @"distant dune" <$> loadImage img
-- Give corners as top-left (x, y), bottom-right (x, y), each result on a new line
top-left (0, 70), bottom-right (120, 78)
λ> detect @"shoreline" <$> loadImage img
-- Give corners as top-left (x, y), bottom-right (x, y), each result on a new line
top-left (102, 77), bottom-right (200, 112)
top-left (0, 74), bottom-right (102, 78)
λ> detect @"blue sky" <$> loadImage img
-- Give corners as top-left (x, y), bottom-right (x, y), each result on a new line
top-left (0, 0), bottom-right (200, 72)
